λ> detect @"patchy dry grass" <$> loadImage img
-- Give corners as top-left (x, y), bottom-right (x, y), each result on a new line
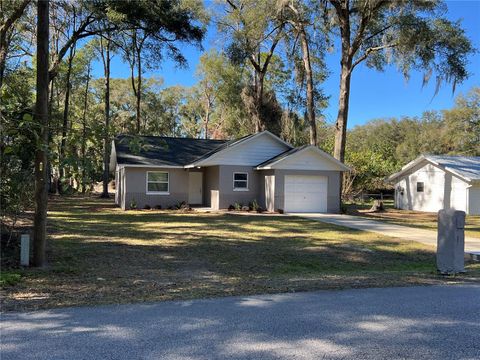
top-left (346, 202), bottom-right (480, 238)
top-left (2, 196), bottom-right (479, 312)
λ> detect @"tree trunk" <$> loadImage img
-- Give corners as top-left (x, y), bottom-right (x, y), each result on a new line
top-left (204, 106), bottom-right (210, 140)
top-left (0, 35), bottom-right (7, 89)
top-left (332, 0), bottom-right (352, 163)
top-left (299, 28), bottom-right (316, 146)
top-left (255, 72), bottom-right (265, 133)
top-left (47, 78), bottom-right (59, 195)
top-left (127, 30), bottom-right (143, 134)
top-left (333, 59), bottom-right (352, 163)
top-left (58, 44), bottom-right (75, 193)
top-left (81, 63), bottom-right (91, 194)
top-left (0, 0), bottom-right (30, 89)
top-left (32, 0), bottom-right (49, 267)
top-left (203, 91), bottom-right (211, 139)
top-left (100, 36), bottom-right (111, 198)
top-left (136, 45), bottom-right (142, 134)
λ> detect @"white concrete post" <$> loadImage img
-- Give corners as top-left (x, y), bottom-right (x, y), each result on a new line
top-left (20, 234), bottom-right (30, 266)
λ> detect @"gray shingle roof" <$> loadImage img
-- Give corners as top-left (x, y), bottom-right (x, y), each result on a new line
top-left (255, 144), bottom-right (350, 171)
top-left (427, 155), bottom-right (480, 181)
top-left (114, 135), bottom-right (229, 167)
top-left (255, 146), bottom-right (308, 168)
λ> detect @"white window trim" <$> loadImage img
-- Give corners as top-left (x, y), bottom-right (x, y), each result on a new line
top-left (146, 171), bottom-right (170, 195)
top-left (233, 172), bottom-right (249, 191)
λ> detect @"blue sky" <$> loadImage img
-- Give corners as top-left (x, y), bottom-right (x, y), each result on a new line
top-left (95, 0), bottom-right (480, 129)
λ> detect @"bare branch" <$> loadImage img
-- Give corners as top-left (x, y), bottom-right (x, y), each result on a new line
top-left (350, 1), bottom-right (390, 57)
top-left (351, 42), bottom-right (398, 70)
top-left (260, 25), bottom-right (284, 74)
top-left (248, 54), bottom-right (262, 73)
top-left (226, 0), bottom-right (238, 11)
top-left (48, 14), bottom-right (97, 80)
top-left (362, 23), bottom-right (395, 45)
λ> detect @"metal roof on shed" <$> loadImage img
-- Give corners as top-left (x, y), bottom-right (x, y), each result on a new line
top-left (427, 155), bottom-right (480, 181)
top-left (388, 155), bottom-right (480, 183)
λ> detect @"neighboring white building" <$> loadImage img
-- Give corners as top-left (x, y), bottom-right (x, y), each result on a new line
top-left (388, 155), bottom-right (480, 215)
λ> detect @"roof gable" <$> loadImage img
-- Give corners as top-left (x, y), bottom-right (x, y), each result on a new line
top-left (256, 145), bottom-right (350, 171)
top-left (388, 155), bottom-right (480, 183)
top-left (188, 131), bottom-right (292, 167)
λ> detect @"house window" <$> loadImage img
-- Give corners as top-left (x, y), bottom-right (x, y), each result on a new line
top-left (233, 172), bottom-right (248, 191)
top-left (146, 171), bottom-right (169, 194)
top-left (416, 182), bottom-right (424, 193)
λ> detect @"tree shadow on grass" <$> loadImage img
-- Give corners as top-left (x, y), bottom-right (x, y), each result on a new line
top-left (2, 224), bottom-right (441, 312)
top-left (4, 196), bottom-right (477, 312)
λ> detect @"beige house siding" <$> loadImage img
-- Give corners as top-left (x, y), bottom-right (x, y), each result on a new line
top-left (116, 165), bottom-right (343, 213)
top-left (217, 165), bottom-right (261, 209)
top-left (117, 165), bottom-right (263, 210)
top-left (204, 165), bottom-right (268, 209)
top-left (117, 166), bottom-right (342, 212)
top-left (122, 167), bottom-right (188, 210)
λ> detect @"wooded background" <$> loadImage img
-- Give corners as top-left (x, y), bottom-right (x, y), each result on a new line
top-left (1, 0), bottom-right (478, 266)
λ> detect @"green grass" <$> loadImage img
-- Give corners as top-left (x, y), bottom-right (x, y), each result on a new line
top-left (0, 272), bottom-right (22, 287)
top-left (1, 196), bottom-right (479, 312)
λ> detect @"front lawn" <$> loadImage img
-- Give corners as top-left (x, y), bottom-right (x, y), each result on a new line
top-left (346, 201), bottom-right (480, 238)
top-left (2, 196), bottom-right (479, 312)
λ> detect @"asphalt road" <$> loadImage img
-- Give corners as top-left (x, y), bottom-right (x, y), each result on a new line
top-left (1, 285), bottom-right (479, 360)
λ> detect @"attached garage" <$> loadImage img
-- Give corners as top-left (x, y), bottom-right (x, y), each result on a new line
top-left (284, 175), bottom-right (328, 213)
top-left (257, 145), bottom-right (350, 213)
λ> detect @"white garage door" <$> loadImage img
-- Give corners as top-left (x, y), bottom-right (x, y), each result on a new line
top-left (284, 175), bottom-right (328, 213)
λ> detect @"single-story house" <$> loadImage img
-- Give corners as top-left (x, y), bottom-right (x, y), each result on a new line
top-left (388, 155), bottom-right (480, 215)
top-left (110, 131), bottom-right (349, 212)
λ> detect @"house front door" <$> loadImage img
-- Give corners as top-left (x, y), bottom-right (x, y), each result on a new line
top-left (188, 172), bottom-right (203, 205)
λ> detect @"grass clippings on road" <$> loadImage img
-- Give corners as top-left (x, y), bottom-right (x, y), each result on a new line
top-left (2, 196), bottom-right (479, 312)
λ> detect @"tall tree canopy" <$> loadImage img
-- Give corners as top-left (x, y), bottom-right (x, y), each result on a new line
top-left (323, 0), bottom-right (474, 162)
top-left (344, 87), bottom-right (480, 197)
top-left (279, 0), bottom-right (328, 146)
top-left (219, 0), bottom-right (287, 133)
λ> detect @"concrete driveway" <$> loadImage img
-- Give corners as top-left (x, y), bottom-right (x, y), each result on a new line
top-left (1, 285), bottom-right (480, 360)
top-left (292, 213), bottom-right (480, 256)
